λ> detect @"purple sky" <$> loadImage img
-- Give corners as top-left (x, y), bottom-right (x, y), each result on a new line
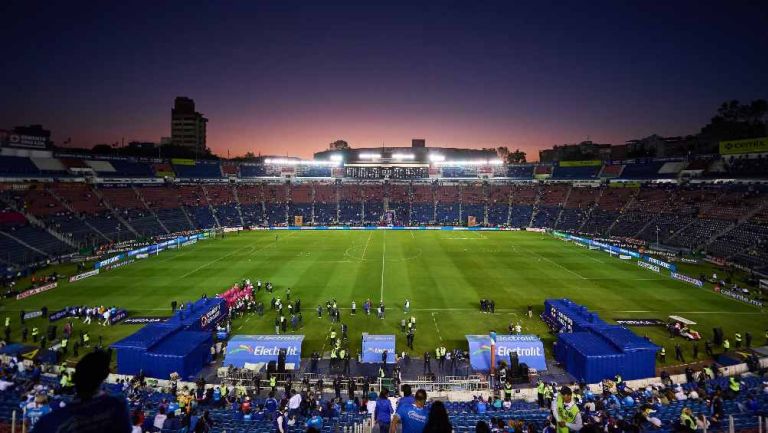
top-left (1, 0), bottom-right (766, 160)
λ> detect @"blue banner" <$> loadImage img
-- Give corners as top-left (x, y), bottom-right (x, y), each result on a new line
top-left (466, 334), bottom-right (546, 371)
top-left (223, 335), bottom-right (304, 368)
top-left (361, 334), bottom-right (396, 363)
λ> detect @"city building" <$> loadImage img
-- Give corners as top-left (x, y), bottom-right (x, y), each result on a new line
top-left (171, 97), bottom-right (208, 153)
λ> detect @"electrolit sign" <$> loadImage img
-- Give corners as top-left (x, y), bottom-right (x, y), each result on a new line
top-left (361, 334), bottom-right (396, 364)
top-left (466, 334), bottom-right (546, 371)
top-left (223, 335), bottom-right (304, 368)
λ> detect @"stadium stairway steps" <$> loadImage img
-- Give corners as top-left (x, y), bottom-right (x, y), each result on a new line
top-left (180, 204), bottom-right (196, 228)
top-left (45, 188), bottom-right (113, 243)
top-left (606, 187), bottom-right (640, 235)
top-left (131, 185), bottom-right (170, 234)
top-left (698, 196), bottom-right (768, 253)
top-left (577, 187), bottom-right (604, 233)
top-left (230, 184), bottom-right (246, 227)
top-left (666, 190), bottom-right (727, 244)
top-left (200, 185), bottom-right (222, 228)
top-left (89, 185), bottom-right (140, 238)
top-left (0, 230), bottom-right (50, 258)
top-left (0, 194), bottom-right (77, 249)
top-left (527, 184), bottom-right (543, 228)
top-left (553, 184), bottom-right (573, 230)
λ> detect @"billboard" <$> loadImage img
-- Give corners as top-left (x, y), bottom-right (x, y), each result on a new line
top-left (559, 160), bottom-right (602, 167)
top-left (719, 137), bottom-right (768, 155)
top-left (223, 335), bottom-right (304, 368)
top-left (466, 334), bottom-right (546, 371)
top-left (361, 334), bottom-right (396, 363)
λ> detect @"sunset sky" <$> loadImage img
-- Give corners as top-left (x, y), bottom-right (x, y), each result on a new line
top-left (1, 0), bottom-right (766, 160)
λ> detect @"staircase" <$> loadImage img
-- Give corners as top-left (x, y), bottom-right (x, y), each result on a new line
top-left (231, 184), bottom-right (246, 227)
top-left (131, 185), bottom-right (170, 234)
top-left (553, 184), bottom-right (573, 230)
top-left (697, 197), bottom-right (768, 252)
top-left (606, 187), bottom-right (640, 236)
top-left (46, 188), bottom-right (113, 242)
top-left (0, 195), bottom-right (77, 249)
top-left (528, 183), bottom-right (542, 228)
top-left (200, 185), bottom-right (222, 228)
top-left (666, 190), bottom-right (727, 243)
top-left (89, 186), bottom-right (140, 238)
top-left (578, 187), bottom-right (605, 233)
top-left (0, 231), bottom-right (50, 258)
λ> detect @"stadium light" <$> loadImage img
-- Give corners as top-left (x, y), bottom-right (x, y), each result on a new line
top-left (434, 159), bottom-right (505, 166)
top-left (392, 153), bottom-right (415, 160)
top-left (429, 154), bottom-right (446, 162)
top-left (359, 153), bottom-right (381, 159)
top-left (330, 154), bottom-right (344, 162)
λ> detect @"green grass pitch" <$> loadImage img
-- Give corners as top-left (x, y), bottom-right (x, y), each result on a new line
top-left (4, 230), bottom-right (767, 368)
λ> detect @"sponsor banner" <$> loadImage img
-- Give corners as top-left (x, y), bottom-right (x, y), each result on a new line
top-left (526, 228), bottom-right (546, 233)
top-left (223, 227), bottom-right (243, 233)
top-left (68, 269), bottom-right (99, 283)
top-left (48, 308), bottom-right (71, 322)
top-left (719, 137), bottom-right (768, 155)
top-left (223, 335), bottom-right (304, 368)
top-left (136, 253), bottom-right (149, 259)
top-left (16, 282), bottom-right (57, 300)
top-left (109, 309), bottom-right (128, 325)
top-left (105, 260), bottom-right (134, 271)
top-left (619, 255), bottom-right (632, 260)
top-left (614, 318), bottom-right (666, 327)
top-left (644, 255), bottom-right (677, 272)
top-left (466, 334), bottom-right (546, 371)
top-left (559, 160), bottom-right (602, 167)
top-left (760, 279), bottom-right (768, 290)
top-left (23, 310), bottom-right (43, 320)
top-left (361, 334), bottom-right (396, 364)
top-left (5, 133), bottom-right (48, 149)
top-left (95, 254), bottom-right (125, 269)
top-left (181, 239), bottom-right (197, 247)
top-left (122, 317), bottom-right (168, 325)
top-left (671, 272), bottom-right (703, 287)
top-left (637, 261), bottom-right (661, 273)
top-left (719, 289), bottom-right (764, 308)
top-left (679, 258), bottom-right (699, 264)
top-left (200, 303), bottom-right (225, 330)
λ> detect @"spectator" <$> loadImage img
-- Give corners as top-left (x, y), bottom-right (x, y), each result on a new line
top-left (391, 389), bottom-right (428, 433)
top-left (374, 388), bottom-right (394, 433)
top-left (33, 350), bottom-right (131, 433)
top-left (422, 400), bottom-right (451, 433)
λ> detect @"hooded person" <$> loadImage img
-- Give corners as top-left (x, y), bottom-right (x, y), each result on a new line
top-left (33, 350), bottom-right (131, 433)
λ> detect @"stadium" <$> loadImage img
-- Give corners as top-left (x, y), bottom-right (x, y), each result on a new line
top-left (2, 2), bottom-right (768, 433)
top-left (1, 131), bottom-right (767, 432)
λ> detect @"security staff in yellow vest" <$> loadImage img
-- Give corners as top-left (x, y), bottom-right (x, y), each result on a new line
top-left (269, 375), bottom-right (277, 391)
top-left (722, 338), bottom-right (730, 351)
top-left (680, 408), bottom-right (696, 433)
top-left (32, 327), bottom-right (39, 343)
top-left (552, 386), bottom-right (582, 433)
top-left (83, 332), bottom-right (90, 346)
top-left (543, 383), bottom-right (554, 407)
top-left (503, 382), bottom-right (513, 400)
top-left (329, 329), bottom-right (337, 347)
top-left (734, 333), bottom-right (742, 348)
top-left (61, 338), bottom-right (68, 355)
top-left (536, 380), bottom-right (546, 408)
top-left (659, 347), bottom-right (666, 362)
top-left (729, 376), bottom-right (740, 395)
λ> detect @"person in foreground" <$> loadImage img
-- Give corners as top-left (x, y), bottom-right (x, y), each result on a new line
top-left (33, 350), bottom-right (132, 433)
top-left (391, 388), bottom-right (429, 433)
top-left (422, 400), bottom-right (452, 433)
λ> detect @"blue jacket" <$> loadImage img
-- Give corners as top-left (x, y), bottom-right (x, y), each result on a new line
top-left (374, 398), bottom-right (393, 424)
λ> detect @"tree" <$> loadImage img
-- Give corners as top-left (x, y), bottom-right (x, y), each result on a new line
top-left (508, 149), bottom-right (527, 164)
top-left (496, 146), bottom-right (510, 161)
top-left (329, 140), bottom-right (349, 150)
top-left (700, 99), bottom-right (768, 141)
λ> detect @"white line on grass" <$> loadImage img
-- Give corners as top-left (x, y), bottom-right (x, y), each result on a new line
top-left (380, 232), bottom-right (386, 303)
top-left (361, 231), bottom-right (373, 260)
top-left (431, 312), bottom-right (443, 341)
top-left (521, 247), bottom-right (588, 280)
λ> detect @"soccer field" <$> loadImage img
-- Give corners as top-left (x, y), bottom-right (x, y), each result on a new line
top-left (5, 230), bottom-right (767, 367)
